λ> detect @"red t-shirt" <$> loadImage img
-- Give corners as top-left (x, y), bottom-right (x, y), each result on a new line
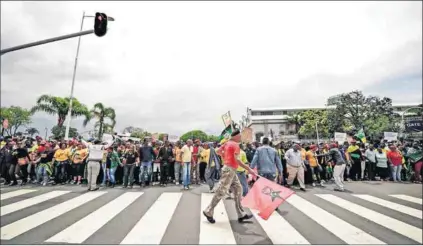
top-left (222, 140), bottom-right (240, 169)
top-left (192, 146), bottom-right (199, 163)
top-left (387, 151), bottom-right (403, 166)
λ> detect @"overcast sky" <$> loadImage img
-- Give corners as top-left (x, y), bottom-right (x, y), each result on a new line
top-left (1, 1), bottom-right (422, 136)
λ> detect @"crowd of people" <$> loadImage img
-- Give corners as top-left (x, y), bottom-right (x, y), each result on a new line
top-left (0, 133), bottom-right (422, 195)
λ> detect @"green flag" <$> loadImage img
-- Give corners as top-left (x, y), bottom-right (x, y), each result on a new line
top-left (218, 124), bottom-right (233, 142)
top-left (354, 128), bottom-right (366, 143)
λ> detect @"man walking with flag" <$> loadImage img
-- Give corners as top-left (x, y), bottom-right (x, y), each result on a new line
top-left (203, 129), bottom-right (255, 224)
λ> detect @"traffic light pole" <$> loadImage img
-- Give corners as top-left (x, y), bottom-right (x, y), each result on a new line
top-left (0, 29), bottom-right (94, 56)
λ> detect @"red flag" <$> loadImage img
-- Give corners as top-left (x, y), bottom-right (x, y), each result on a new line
top-left (241, 176), bottom-right (295, 220)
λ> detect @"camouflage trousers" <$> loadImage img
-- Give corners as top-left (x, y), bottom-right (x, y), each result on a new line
top-left (204, 165), bottom-right (246, 218)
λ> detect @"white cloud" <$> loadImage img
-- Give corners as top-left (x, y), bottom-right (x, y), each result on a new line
top-left (1, 1), bottom-right (421, 136)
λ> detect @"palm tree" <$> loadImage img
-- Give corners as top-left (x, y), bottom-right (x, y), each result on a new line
top-left (26, 127), bottom-right (39, 137)
top-left (31, 95), bottom-right (89, 127)
top-left (83, 103), bottom-right (116, 139)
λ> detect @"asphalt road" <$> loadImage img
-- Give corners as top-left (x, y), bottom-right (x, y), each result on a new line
top-left (0, 180), bottom-right (422, 245)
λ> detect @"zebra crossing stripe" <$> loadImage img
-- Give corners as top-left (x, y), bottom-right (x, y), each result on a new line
top-left (389, 195), bottom-right (423, 205)
top-left (287, 194), bottom-right (385, 245)
top-left (251, 209), bottom-right (310, 244)
top-left (199, 193), bottom-right (236, 244)
top-left (0, 189), bottom-right (37, 201)
top-left (0, 191), bottom-right (107, 240)
top-left (353, 194), bottom-right (422, 219)
top-left (120, 192), bottom-right (182, 244)
top-left (1, 191), bottom-right (70, 216)
top-left (317, 194), bottom-right (422, 244)
top-left (46, 192), bottom-right (143, 243)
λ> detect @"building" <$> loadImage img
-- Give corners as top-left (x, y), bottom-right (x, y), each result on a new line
top-left (245, 103), bottom-right (421, 142)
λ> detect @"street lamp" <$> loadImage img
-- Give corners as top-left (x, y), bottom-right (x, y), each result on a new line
top-left (64, 12), bottom-right (115, 140)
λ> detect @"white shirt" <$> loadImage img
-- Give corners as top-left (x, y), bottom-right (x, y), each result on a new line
top-left (284, 148), bottom-right (303, 167)
top-left (365, 149), bottom-right (377, 163)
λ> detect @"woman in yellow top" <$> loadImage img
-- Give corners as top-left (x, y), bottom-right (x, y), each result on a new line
top-left (306, 145), bottom-right (324, 187)
top-left (70, 143), bottom-right (88, 185)
top-left (237, 144), bottom-right (249, 197)
top-left (173, 142), bottom-right (183, 185)
top-left (52, 143), bottom-right (70, 185)
top-left (199, 143), bottom-right (210, 183)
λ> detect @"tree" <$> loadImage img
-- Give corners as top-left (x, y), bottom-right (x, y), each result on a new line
top-left (51, 125), bottom-right (78, 139)
top-left (126, 126), bottom-right (151, 140)
top-left (327, 90), bottom-right (394, 132)
top-left (207, 135), bottom-right (220, 142)
top-left (286, 113), bottom-right (304, 134)
top-left (180, 130), bottom-right (208, 142)
top-left (26, 127), bottom-right (39, 137)
top-left (31, 95), bottom-right (88, 127)
top-left (83, 103), bottom-right (116, 139)
top-left (0, 106), bottom-right (32, 136)
top-left (298, 110), bottom-right (330, 138)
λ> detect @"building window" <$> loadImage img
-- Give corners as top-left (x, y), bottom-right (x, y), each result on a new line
top-left (260, 111), bottom-right (273, 116)
top-left (282, 111), bottom-right (288, 115)
top-left (273, 111), bottom-right (282, 115)
top-left (255, 132), bottom-right (264, 141)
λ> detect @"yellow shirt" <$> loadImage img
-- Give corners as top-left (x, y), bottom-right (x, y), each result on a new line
top-left (236, 150), bottom-right (248, 173)
top-left (306, 151), bottom-right (318, 167)
top-left (54, 149), bottom-right (69, 162)
top-left (181, 145), bottom-right (192, 163)
top-left (200, 148), bottom-right (210, 164)
top-left (174, 147), bottom-right (182, 162)
top-left (300, 149), bottom-right (306, 161)
top-left (72, 149), bottom-right (88, 163)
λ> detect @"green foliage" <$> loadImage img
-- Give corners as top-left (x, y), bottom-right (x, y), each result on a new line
top-left (126, 126), bottom-right (151, 140)
top-left (207, 135), bottom-right (220, 142)
top-left (51, 125), bottom-right (78, 139)
top-left (26, 127), bottom-right (39, 137)
top-left (180, 130), bottom-right (208, 142)
top-left (327, 90), bottom-right (393, 132)
top-left (298, 110), bottom-right (330, 138)
top-left (31, 95), bottom-right (88, 127)
top-left (0, 106), bottom-right (32, 136)
top-left (83, 102), bottom-right (116, 139)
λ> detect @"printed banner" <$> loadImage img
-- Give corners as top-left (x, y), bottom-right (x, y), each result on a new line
top-left (168, 135), bottom-right (179, 143)
top-left (334, 132), bottom-right (347, 143)
top-left (405, 116), bottom-right (423, 132)
top-left (384, 132), bottom-right (398, 141)
top-left (222, 111), bottom-right (232, 127)
top-left (241, 127), bottom-right (253, 143)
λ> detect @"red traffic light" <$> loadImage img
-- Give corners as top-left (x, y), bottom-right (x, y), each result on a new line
top-left (94, 12), bottom-right (108, 37)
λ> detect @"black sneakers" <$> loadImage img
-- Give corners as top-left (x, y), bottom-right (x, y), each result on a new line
top-left (203, 211), bottom-right (215, 224)
top-left (238, 214), bottom-right (253, 223)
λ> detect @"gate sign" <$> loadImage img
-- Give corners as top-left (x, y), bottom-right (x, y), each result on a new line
top-left (405, 116), bottom-right (423, 132)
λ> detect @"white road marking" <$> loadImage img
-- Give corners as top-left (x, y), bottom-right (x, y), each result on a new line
top-left (353, 194), bottom-right (422, 219)
top-left (0, 189), bottom-right (37, 201)
top-left (317, 194), bottom-right (422, 244)
top-left (1, 191), bottom-right (70, 216)
top-left (0, 191), bottom-right (106, 240)
top-left (199, 193), bottom-right (236, 244)
top-left (47, 192), bottom-right (143, 243)
top-left (252, 208), bottom-right (310, 244)
top-left (120, 192), bottom-right (182, 244)
top-left (389, 195), bottom-right (422, 205)
top-left (287, 194), bottom-right (385, 244)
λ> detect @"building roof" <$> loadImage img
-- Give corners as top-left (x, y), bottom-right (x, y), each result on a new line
top-left (249, 102), bottom-right (421, 112)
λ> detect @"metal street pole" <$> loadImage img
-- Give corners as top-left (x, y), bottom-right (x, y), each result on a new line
top-left (64, 13), bottom-right (115, 140)
top-left (64, 11), bottom-right (86, 140)
top-left (315, 121), bottom-right (320, 144)
top-left (0, 30), bottom-right (94, 56)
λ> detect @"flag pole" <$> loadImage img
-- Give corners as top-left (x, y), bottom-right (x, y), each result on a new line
top-left (228, 111), bottom-right (234, 131)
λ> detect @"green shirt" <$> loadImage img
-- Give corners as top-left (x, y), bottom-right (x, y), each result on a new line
top-left (110, 151), bottom-right (122, 168)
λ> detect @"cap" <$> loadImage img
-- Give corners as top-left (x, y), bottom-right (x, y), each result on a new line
top-left (231, 129), bottom-right (241, 137)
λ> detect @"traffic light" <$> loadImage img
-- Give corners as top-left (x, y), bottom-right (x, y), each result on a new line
top-left (94, 12), bottom-right (108, 37)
